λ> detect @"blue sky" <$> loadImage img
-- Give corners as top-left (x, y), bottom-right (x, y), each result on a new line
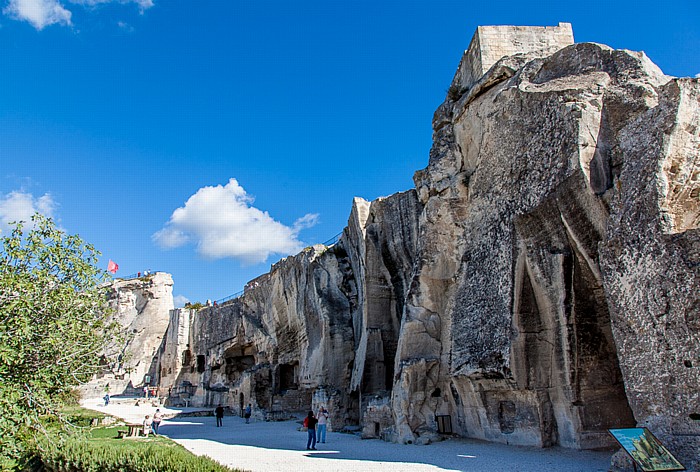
top-left (1, 1), bottom-right (698, 306)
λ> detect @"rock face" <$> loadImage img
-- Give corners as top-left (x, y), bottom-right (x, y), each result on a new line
top-left (81, 272), bottom-right (174, 397)
top-left (152, 24), bottom-right (699, 469)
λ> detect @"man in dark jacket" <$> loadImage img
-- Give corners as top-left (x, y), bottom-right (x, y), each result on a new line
top-left (215, 404), bottom-right (224, 427)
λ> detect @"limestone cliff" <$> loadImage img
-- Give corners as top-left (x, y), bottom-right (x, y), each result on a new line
top-left (81, 272), bottom-right (174, 397)
top-left (153, 23), bottom-right (699, 470)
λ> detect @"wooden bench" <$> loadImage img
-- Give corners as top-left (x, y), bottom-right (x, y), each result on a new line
top-left (117, 423), bottom-right (143, 438)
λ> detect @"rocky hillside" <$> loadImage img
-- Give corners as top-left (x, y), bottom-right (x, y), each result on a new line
top-left (151, 23), bottom-right (698, 470)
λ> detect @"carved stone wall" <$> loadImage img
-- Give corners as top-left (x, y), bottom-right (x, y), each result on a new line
top-left (152, 24), bottom-right (699, 470)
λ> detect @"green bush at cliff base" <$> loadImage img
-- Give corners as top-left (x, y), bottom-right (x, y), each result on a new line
top-left (23, 407), bottom-right (242, 472)
top-left (0, 215), bottom-right (122, 469)
top-left (30, 434), bottom-right (241, 472)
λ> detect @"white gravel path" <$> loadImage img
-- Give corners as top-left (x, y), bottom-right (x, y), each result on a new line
top-left (83, 397), bottom-right (613, 472)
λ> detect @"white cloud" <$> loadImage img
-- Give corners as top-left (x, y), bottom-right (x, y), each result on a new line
top-left (0, 190), bottom-right (57, 234)
top-left (69, 0), bottom-right (154, 11)
top-left (695, 73), bottom-right (700, 78)
top-left (116, 20), bottom-right (133, 31)
top-left (4, 0), bottom-right (72, 30)
top-left (4, 0), bottom-right (154, 29)
top-left (153, 178), bottom-right (319, 265)
top-left (173, 294), bottom-right (190, 308)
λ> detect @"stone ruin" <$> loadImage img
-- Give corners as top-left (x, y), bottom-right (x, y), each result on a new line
top-left (102, 23), bottom-right (700, 470)
top-left (80, 272), bottom-right (174, 398)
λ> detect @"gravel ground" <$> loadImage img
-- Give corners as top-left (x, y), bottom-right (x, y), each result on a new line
top-left (83, 397), bottom-right (613, 472)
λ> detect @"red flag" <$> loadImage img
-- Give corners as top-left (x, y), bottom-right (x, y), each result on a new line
top-left (107, 260), bottom-right (119, 274)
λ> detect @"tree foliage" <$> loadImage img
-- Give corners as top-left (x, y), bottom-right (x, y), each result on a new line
top-left (0, 215), bottom-right (118, 468)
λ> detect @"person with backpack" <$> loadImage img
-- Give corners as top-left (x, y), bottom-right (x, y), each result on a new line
top-left (304, 411), bottom-right (318, 450)
top-left (244, 403), bottom-right (252, 423)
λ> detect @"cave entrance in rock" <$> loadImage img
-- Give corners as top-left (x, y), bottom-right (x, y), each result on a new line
top-left (562, 246), bottom-right (635, 440)
top-left (513, 263), bottom-right (559, 447)
top-left (182, 348), bottom-right (192, 372)
top-left (279, 362), bottom-right (299, 391)
top-left (225, 350), bottom-right (255, 384)
top-left (513, 242), bottom-right (636, 448)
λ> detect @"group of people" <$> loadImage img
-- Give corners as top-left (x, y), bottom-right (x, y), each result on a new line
top-left (142, 408), bottom-right (163, 436)
top-left (214, 403), bottom-right (252, 427)
top-left (304, 406), bottom-right (329, 450)
top-left (137, 400), bottom-right (332, 449)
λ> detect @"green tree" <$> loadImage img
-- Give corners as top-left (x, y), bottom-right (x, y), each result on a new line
top-left (0, 214), bottom-right (118, 469)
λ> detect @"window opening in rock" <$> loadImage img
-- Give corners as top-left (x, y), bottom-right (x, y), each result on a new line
top-left (498, 401), bottom-right (516, 434)
top-left (279, 362), bottom-right (299, 391)
top-left (197, 355), bottom-right (206, 373)
top-left (182, 349), bottom-right (192, 367)
top-left (226, 355), bottom-right (255, 381)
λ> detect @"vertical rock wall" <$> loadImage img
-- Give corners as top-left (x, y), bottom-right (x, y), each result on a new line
top-left (81, 272), bottom-right (174, 397)
top-left (152, 23), bottom-right (699, 469)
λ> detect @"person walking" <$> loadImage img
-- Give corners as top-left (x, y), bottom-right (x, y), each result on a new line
top-left (305, 411), bottom-right (318, 450)
top-left (244, 404), bottom-right (252, 424)
top-left (152, 408), bottom-right (163, 435)
top-left (316, 406), bottom-right (329, 443)
top-left (103, 393), bottom-right (110, 406)
top-left (143, 415), bottom-right (153, 437)
top-left (215, 404), bottom-right (225, 427)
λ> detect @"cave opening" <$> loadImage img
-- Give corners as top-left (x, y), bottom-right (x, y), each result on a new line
top-left (278, 362), bottom-right (299, 391)
top-left (225, 354), bottom-right (255, 383)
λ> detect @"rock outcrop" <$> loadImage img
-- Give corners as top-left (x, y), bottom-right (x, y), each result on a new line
top-left (81, 272), bottom-right (174, 397)
top-left (150, 23), bottom-right (699, 470)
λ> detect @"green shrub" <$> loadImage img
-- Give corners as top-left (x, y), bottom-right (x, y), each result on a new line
top-left (30, 434), bottom-right (241, 472)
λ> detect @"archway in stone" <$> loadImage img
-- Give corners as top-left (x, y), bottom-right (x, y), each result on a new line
top-left (563, 243), bottom-right (636, 446)
top-left (512, 239), bottom-right (635, 448)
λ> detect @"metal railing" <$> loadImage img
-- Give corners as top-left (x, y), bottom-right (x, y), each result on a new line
top-left (214, 289), bottom-right (244, 305)
top-left (322, 231), bottom-right (343, 246)
top-left (208, 231), bottom-right (344, 307)
top-left (113, 270), bottom-right (156, 281)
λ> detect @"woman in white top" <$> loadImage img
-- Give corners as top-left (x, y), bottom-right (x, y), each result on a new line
top-left (316, 406), bottom-right (329, 443)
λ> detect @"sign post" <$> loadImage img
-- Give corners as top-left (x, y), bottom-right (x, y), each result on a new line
top-left (608, 428), bottom-right (685, 472)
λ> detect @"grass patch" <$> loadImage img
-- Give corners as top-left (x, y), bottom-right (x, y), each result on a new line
top-left (27, 407), bottom-right (244, 472)
top-left (88, 426), bottom-right (122, 439)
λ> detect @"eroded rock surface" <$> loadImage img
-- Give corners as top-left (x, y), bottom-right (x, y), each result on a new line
top-left (151, 23), bottom-right (699, 470)
top-left (81, 272), bottom-right (174, 398)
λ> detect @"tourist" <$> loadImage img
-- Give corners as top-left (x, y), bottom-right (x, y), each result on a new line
top-left (316, 406), bottom-right (328, 443)
top-left (215, 404), bottom-right (224, 427)
top-left (103, 393), bottom-right (110, 406)
top-left (143, 385), bottom-right (149, 399)
top-left (152, 408), bottom-right (163, 435)
top-left (304, 411), bottom-right (318, 450)
top-left (244, 403), bottom-right (252, 424)
top-left (143, 415), bottom-right (153, 437)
